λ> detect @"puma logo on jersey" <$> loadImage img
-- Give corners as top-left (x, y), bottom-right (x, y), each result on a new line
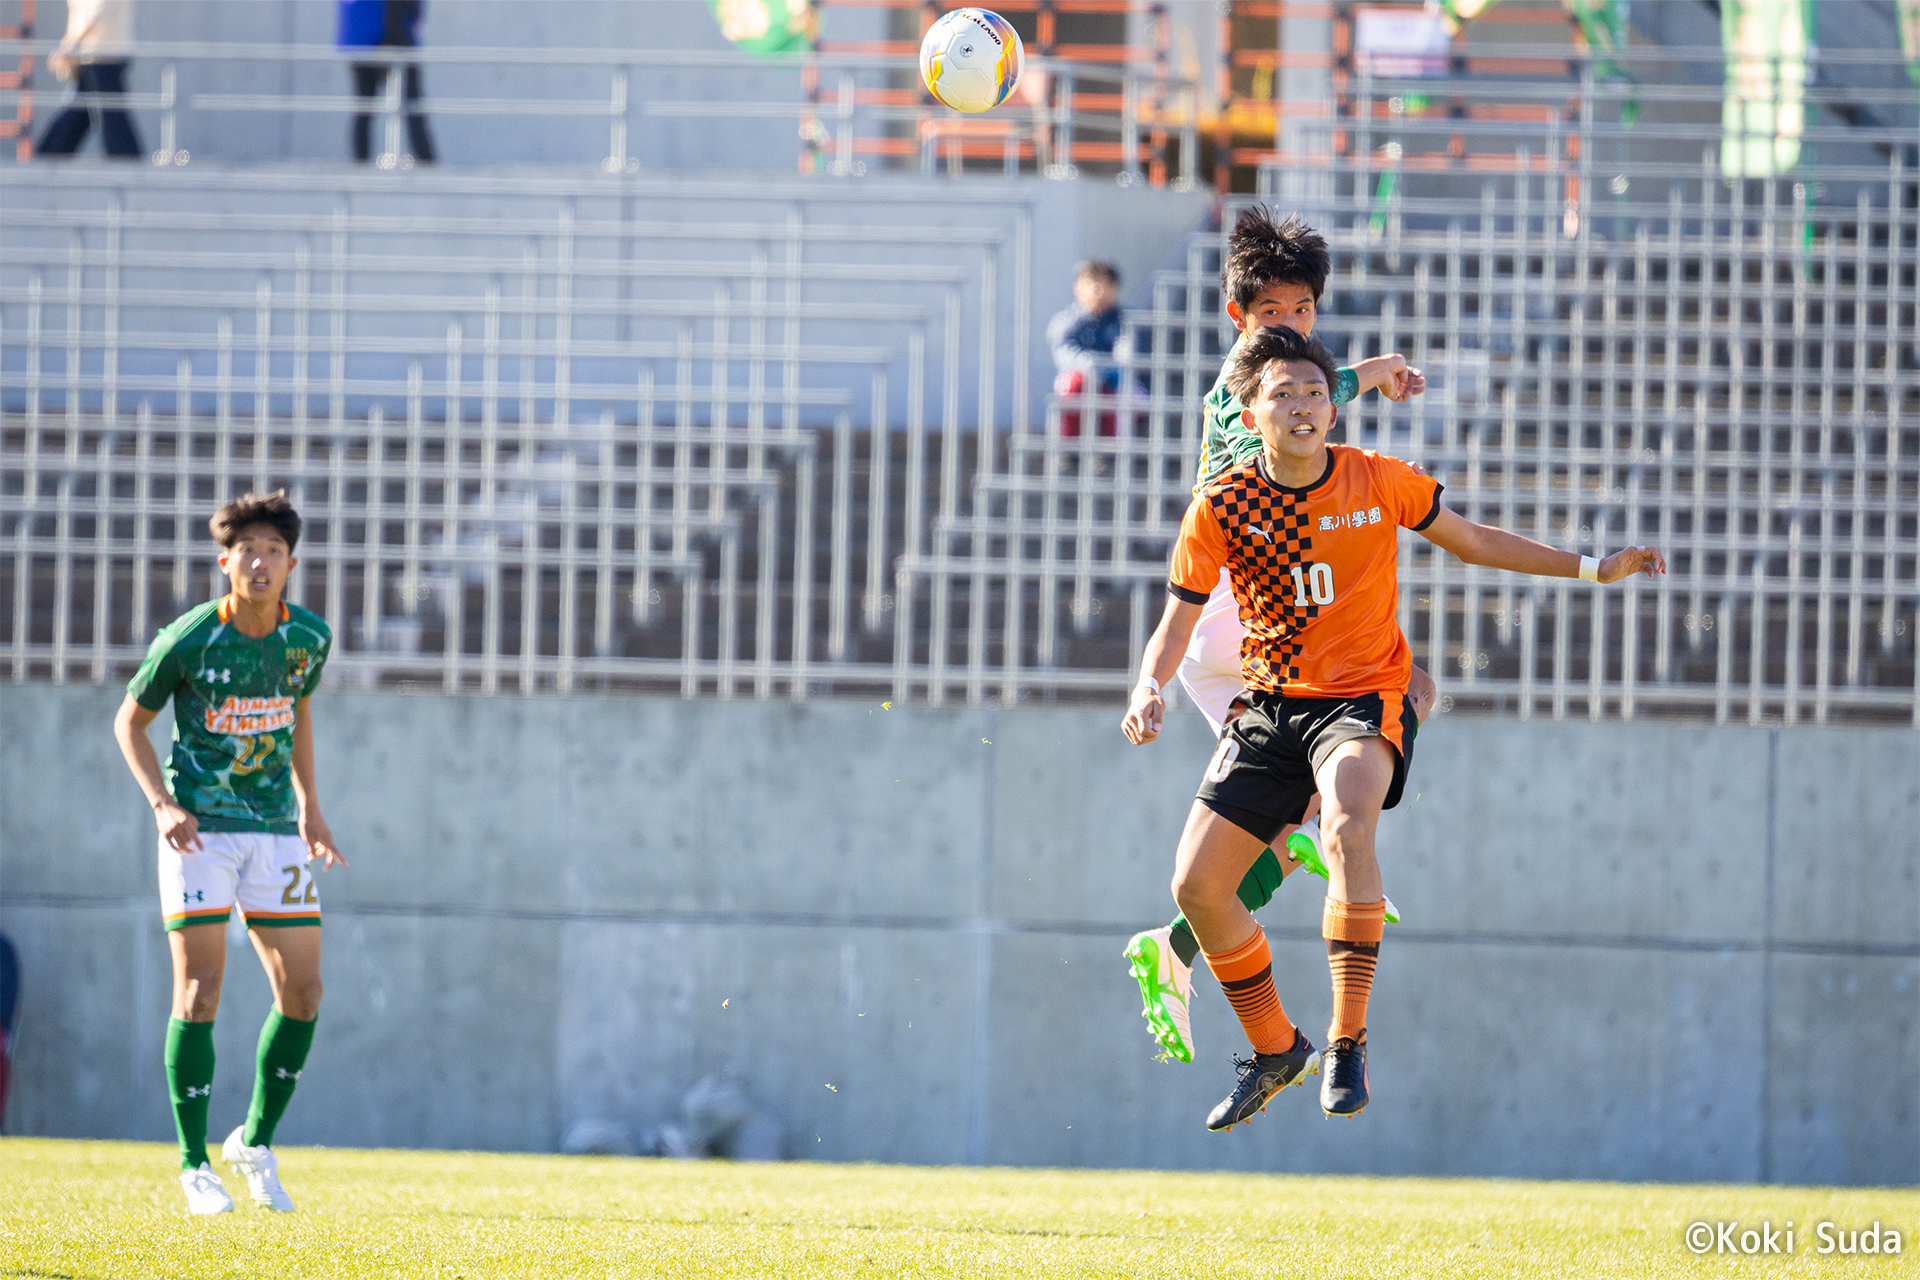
top-left (1339, 716), bottom-right (1377, 732)
top-left (1247, 523), bottom-right (1271, 541)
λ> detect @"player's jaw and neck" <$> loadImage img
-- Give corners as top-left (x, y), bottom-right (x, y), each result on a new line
top-left (217, 523), bottom-right (296, 638)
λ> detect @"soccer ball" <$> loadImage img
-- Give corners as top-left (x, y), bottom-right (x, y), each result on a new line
top-left (919, 8), bottom-right (1024, 113)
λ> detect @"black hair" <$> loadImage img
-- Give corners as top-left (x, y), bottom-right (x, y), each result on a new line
top-left (1075, 259), bottom-right (1120, 287)
top-left (210, 490), bottom-right (301, 552)
top-left (1224, 324), bottom-right (1340, 407)
top-left (1221, 205), bottom-right (1330, 308)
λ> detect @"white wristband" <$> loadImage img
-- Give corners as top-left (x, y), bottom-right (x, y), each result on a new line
top-left (1579, 555), bottom-right (1600, 583)
top-left (1138, 675), bottom-right (1161, 696)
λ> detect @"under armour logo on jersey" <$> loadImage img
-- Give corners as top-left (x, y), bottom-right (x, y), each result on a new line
top-left (184, 1084), bottom-right (212, 1099)
top-left (1247, 523), bottom-right (1272, 541)
top-left (275, 1067), bottom-right (302, 1082)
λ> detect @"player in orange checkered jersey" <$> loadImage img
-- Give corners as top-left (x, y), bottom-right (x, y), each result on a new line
top-left (1122, 325), bottom-right (1665, 1128)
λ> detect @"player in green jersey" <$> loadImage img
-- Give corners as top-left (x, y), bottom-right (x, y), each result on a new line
top-left (112, 491), bottom-right (343, 1215)
top-left (1125, 207), bottom-right (1438, 1065)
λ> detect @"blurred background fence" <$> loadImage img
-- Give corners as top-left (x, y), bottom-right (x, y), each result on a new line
top-left (1, 3), bottom-right (1916, 724)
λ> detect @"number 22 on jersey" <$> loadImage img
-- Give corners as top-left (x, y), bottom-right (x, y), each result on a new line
top-left (1290, 562), bottom-right (1336, 607)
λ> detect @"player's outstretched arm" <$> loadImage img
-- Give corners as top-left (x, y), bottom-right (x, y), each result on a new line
top-left (113, 693), bottom-right (202, 852)
top-left (1419, 506), bottom-right (1666, 582)
top-left (291, 696), bottom-right (347, 870)
top-left (1122, 594), bottom-right (1205, 745)
top-left (1348, 354), bottom-right (1425, 403)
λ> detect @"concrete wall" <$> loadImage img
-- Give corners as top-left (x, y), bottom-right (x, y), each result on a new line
top-left (1, 683), bottom-right (1914, 1183)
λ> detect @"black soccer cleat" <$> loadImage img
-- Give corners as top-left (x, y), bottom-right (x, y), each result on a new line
top-left (1205, 1029), bottom-right (1320, 1131)
top-left (1320, 1034), bottom-right (1369, 1117)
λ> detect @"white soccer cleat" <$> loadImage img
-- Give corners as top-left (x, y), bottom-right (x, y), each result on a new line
top-left (222, 1126), bottom-right (296, 1211)
top-left (179, 1162), bottom-right (235, 1215)
top-left (1124, 926), bottom-right (1197, 1063)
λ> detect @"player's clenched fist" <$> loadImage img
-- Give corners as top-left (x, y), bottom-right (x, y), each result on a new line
top-left (1122, 684), bottom-right (1165, 745)
top-left (1598, 546), bottom-right (1667, 583)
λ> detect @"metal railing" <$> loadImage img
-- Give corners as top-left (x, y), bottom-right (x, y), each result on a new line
top-left (1, 169), bottom-right (1040, 699)
top-left (0, 36), bottom-right (1196, 182)
top-left (4, 81), bottom-right (1919, 722)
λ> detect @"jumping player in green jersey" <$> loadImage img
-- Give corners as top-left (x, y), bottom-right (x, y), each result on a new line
top-left (1124, 207), bottom-right (1438, 1066)
top-left (112, 491), bottom-right (343, 1216)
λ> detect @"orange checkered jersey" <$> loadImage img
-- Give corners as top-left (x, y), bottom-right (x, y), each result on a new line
top-left (1168, 444), bottom-right (1444, 699)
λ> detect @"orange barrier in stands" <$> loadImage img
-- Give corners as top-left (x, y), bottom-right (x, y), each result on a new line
top-left (1214, 0), bottom-right (1584, 190)
top-left (809, 0), bottom-right (1588, 189)
top-left (820, 39), bottom-right (1145, 61)
top-left (1, 0), bottom-right (33, 160)
top-left (810, 0), bottom-right (1187, 183)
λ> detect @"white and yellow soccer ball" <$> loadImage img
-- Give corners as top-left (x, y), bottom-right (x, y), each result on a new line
top-left (919, 8), bottom-right (1024, 113)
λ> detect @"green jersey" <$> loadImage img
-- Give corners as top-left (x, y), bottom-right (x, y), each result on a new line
top-left (1195, 338), bottom-right (1362, 490)
top-left (127, 596), bottom-right (332, 835)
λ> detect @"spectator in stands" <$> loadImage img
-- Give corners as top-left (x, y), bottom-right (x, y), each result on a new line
top-left (37, 0), bottom-right (143, 159)
top-left (338, 0), bottom-right (437, 165)
top-left (1048, 259), bottom-right (1131, 437)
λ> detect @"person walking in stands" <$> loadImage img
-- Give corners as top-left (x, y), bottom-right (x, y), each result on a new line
top-left (338, 0), bottom-right (437, 165)
top-left (37, 0), bottom-right (143, 159)
top-left (1048, 259), bottom-right (1130, 437)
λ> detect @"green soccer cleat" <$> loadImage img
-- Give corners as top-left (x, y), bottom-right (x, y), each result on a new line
top-left (1123, 926), bottom-right (1196, 1064)
top-left (1286, 818), bottom-right (1401, 925)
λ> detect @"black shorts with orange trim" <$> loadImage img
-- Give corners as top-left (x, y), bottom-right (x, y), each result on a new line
top-left (1194, 690), bottom-right (1418, 847)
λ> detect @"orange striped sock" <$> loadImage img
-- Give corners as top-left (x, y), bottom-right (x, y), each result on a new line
top-left (1200, 926), bottom-right (1297, 1056)
top-left (1323, 898), bottom-right (1387, 1044)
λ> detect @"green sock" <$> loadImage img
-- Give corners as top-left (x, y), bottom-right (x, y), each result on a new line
top-left (1167, 847), bottom-right (1290, 967)
top-left (165, 1018), bottom-right (216, 1171)
top-left (1168, 918), bottom-right (1200, 967)
top-left (1238, 848), bottom-right (1287, 911)
top-left (242, 1010), bottom-right (316, 1149)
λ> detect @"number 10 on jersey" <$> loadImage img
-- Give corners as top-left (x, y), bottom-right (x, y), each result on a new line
top-left (1291, 563), bottom-right (1335, 607)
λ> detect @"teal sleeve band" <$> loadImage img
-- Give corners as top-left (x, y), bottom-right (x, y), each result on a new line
top-left (1333, 366), bottom-right (1360, 405)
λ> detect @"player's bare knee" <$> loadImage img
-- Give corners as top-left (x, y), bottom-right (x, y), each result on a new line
top-left (1170, 869), bottom-right (1199, 915)
top-left (1170, 867), bottom-right (1220, 919)
top-left (176, 974), bottom-right (223, 1021)
top-left (1320, 814), bottom-right (1375, 868)
top-left (279, 977), bottom-right (323, 1021)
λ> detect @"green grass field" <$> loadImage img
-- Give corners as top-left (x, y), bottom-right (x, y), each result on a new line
top-left (1, 1139), bottom-right (1914, 1278)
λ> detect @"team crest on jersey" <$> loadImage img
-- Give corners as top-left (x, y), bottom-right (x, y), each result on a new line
top-left (285, 649), bottom-right (313, 689)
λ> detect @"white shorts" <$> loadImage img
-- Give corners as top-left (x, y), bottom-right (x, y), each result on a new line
top-left (159, 832), bottom-right (321, 932)
top-left (1177, 569), bottom-right (1248, 736)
